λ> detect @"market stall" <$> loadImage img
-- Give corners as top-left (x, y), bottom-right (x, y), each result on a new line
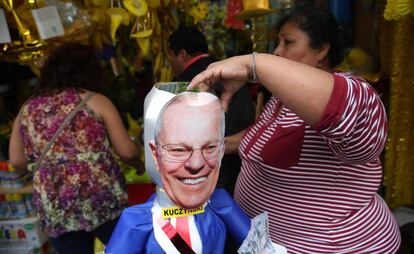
top-left (1, 0), bottom-right (413, 253)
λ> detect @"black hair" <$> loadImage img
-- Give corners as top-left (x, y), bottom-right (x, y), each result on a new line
top-left (168, 26), bottom-right (209, 56)
top-left (277, 7), bottom-right (349, 68)
top-left (35, 43), bottom-right (105, 95)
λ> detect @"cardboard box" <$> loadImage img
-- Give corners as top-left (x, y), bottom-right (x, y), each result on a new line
top-left (0, 246), bottom-right (44, 254)
top-left (0, 241), bottom-right (49, 254)
top-left (0, 217), bottom-right (48, 249)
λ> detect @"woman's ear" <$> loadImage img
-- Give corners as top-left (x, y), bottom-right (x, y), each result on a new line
top-left (317, 43), bottom-right (330, 61)
top-left (179, 49), bottom-right (190, 62)
top-left (178, 48), bottom-right (185, 58)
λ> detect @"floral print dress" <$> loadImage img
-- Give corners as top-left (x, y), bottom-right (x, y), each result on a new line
top-left (19, 88), bottom-right (128, 237)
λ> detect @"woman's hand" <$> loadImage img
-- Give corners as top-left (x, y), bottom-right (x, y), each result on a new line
top-left (189, 55), bottom-right (251, 111)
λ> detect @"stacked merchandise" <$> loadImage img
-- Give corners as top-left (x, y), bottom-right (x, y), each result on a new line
top-left (0, 162), bottom-right (48, 254)
top-left (0, 193), bottom-right (34, 220)
top-left (0, 217), bottom-right (49, 254)
top-left (0, 162), bottom-right (31, 190)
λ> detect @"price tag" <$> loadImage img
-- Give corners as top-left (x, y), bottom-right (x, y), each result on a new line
top-left (0, 9), bottom-right (12, 43)
top-left (31, 5), bottom-right (64, 39)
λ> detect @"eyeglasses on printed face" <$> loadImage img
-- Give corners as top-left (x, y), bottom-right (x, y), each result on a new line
top-left (159, 140), bottom-right (223, 162)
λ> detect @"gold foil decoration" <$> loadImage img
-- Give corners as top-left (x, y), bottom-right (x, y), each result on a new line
top-left (130, 9), bottom-right (153, 37)
top-left (89, 8), bottom-right (110, 49)
top-left (236, 0), bottom-right (278, 19)
top-left (86, 0), bottom-right (111, 8)
top-left (147, 0), bottom-right (160, 8)
top-left (2, 0), bottom-right (39, 46)
top-left (1, 0), bottom-right (92, 65)
top-left (384, 0), bottom-right (414, 20)
top-left (251, 16), bottom-right (268, 53)
top-left (107, 7), bottom-right (130, 43)
top-left (123, 0), bottom-right (148, 16)
top-left (380, 14), bottom-right (414, 208)
top-left (130, 11), bottom-right (153, 59)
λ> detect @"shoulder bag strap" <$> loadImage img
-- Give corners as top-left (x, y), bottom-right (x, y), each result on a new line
top-left (33, 92), bottom-right (96, 171)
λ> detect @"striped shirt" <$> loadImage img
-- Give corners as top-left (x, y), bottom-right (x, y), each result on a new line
top-left (234, 74), bottom-right (401, 253)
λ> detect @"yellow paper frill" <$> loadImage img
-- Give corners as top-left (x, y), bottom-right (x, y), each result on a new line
top-left (384, 0), bottom-right (414, 20)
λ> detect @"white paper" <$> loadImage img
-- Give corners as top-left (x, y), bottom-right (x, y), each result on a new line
top-left (238, 212), bottom-right (287, 254)
top-left (31, 5), bottom-right (64, 39)
top-left (143, 85), bottom-right (176, 186)
top-left (0, 9), bottom-right (12, 43)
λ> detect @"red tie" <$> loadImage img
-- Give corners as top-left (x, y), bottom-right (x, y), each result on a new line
top-left (176, 216), bottom-right (192, 248)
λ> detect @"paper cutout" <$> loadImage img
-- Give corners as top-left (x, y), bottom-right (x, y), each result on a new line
top-left (31, 5), bottom-right (64, 39)
top-left (0, 9), bottom-right (12, 43)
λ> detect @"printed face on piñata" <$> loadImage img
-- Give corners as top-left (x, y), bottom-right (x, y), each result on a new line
top-left (150, 93), bottom-right (224, 209)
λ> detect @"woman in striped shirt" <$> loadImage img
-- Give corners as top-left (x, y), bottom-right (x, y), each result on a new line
top-left (189, 7), bottom-right (401, 253)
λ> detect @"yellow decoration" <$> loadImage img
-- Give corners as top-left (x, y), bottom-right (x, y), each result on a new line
top-left (123, 0), bottom-right (148, 16)
top-left (88, 8), bottom-right (111, 49)
top-left (337, 48), bottom-right (375, 79)
top-left (380, 14), bottom-right (414, 208)
top-left (159, 65), bottom-right (173, 82)
top-left (94, 238), bottom-right (105, 253)
top-left (130, 11), bottom-right (153, 38)
top-left (347, 48), bottom-right (372, 70)
top-left (28, 62), bottom-right (41, 77)
top-left (153, 51), bottom-right (164, 75)
top-left (135, 37), bottom-right (150, 58)
top-left (251, 16), bottom-right (268, 53)
top-left (384, 0), bottom-right (414, 20)
top-left (122, 160), bottom-right (152, 184)
top-left (147, 0), bottom-right (160, 8)
top-left (189, 2), bottom-right (209, 24)
top-left (131, 29), bottom-right (153, 38)
top-left (121, 113), bottom-right (150, 184)
top-left (126, 113), bottom-right (142, 139)
top-left (107, 8), bottom-right (130, 43)
top-left (1, 0), bottom-right (39, 46)
top-left (87, 0), bottom-right (110, 8)
top-left (237, 0), bottom-right (278, 20)
top-left (130, 11), bottom-right (154, 59)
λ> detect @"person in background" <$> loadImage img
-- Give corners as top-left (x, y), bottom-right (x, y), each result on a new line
top-left (189, 7), bottom-right (401, 253)
top-left (9, 43), bottom-right (143, 254)
top-left (168, 26), bottom-right (255, 195)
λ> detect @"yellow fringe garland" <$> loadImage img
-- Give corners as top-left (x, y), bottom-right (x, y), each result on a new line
top-left (384, 0), bottom-right (414, 20)
top-left (380, 12), bottom-right (414, 208)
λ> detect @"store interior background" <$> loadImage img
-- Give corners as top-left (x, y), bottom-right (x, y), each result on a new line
top-left (0, 0), bottom-right (413, 253)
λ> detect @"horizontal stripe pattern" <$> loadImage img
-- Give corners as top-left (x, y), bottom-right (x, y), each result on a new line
top-left (234, 74), bottom-right (400, 253)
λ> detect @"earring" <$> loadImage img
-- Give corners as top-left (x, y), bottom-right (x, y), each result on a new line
top-left (317, 60), bottom-right (323, 68)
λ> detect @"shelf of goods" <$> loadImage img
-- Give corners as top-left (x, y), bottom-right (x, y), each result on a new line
top-left (0, 162), bottom-right (47, 253)
top-left (0, 216), bottom-right (49, 254)
top-left (0, 183), bottom-right (32, 195)
top-left (0, 161), bottom-right (31, 193)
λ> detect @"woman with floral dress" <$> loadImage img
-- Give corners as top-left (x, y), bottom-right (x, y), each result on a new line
top-left (9, 43), bottom-right (143, 254)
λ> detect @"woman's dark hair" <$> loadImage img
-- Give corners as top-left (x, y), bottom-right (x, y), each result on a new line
top-left (35, 43), bottom-right (105, 95)
top-left (277, 7), bottom-right (349, 68)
